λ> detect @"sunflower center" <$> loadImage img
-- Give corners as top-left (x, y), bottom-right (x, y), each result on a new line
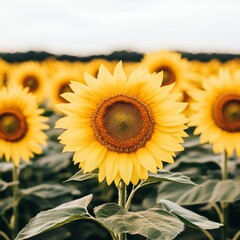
top-left (212, 93), bottom-right (240, 132)
top-left (59, 83), bottom-right (72, 102)
top-left (93, 95), bottom-right (154, 153)
top-left (0, 109), bottom-right (27, 142)
top-left (22, 75), bottom-right (39, 92)
top-left (154, 66), bottom-right (175, 86)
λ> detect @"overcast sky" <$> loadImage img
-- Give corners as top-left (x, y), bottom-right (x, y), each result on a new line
top-left (0, 0), bottom-right (240, 56)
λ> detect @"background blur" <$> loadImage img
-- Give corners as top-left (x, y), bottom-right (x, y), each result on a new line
top-left (0, 0), bottom-right (240, 56)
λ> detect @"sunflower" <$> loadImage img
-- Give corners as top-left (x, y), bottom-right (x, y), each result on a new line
top-left (189, 69), bottom-right (240, 156)
top-left (48, 69), bottom-right (85, 112)
top-left (56, 62), bottom-right (188, 185)
top-left (0, 59), bottom-right (9, 87)
top-left (85, 59), bottom-right (117, 78)
top-left (8, 61), bottom-right (47, 103)
top-left (122, 61), bottom-right (141, 77)
top-left (141, 50), bottom-right (195, 94)
top-left (0, 85), bottom-right (49, 166)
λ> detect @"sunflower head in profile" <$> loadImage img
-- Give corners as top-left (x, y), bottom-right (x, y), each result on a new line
top-left (48, 69), bottom-right (85, 112)
top-left (56, 62), bottom-right (188, 186)
top-left (189, 69), bottom-right (240, 157)
top-left (0, 85), bottom-right (49, 166)
top-left (8, 61), bottom-right (47, 103)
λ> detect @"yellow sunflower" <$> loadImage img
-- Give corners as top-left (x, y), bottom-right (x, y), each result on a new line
top-left (0, 59), bottom-right (9, 87)
top-left (141, 50), bottom-right (195, 94)
top-left (56, 62), bottom-right (188, 185)
top-left (8, 61), bottom-right (47, 103)
top-left (48, 69), bottom-right (85, 112)
top-left (189, 69), bottom-right (240, 156)
top-left (0, 85), bottom-right (49, 166)
top-left (122, 61), bottom-right (141, 77)
top-left (85, 59), bottom-right (117, 78)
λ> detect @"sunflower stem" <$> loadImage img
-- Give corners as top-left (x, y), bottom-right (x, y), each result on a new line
top-left (12, 164), bottom-right (20, 238)
top-left (201, 229), bottom-right (215, 240)
top-left (118, 181), bottom-right (127, 240)
top-left (211, 202), bottom-right (224, 223)
top-left (0, 231), bottom-right (11, 240)
top-left (221, 150), bottom-right (229, 240)
top-left (233, 230), bottom-right (240, 240)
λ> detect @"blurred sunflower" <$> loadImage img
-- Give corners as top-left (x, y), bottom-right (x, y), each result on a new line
top-left (0, 85), bottom-right (49, 166)
top-left (56, 62), bottom-right (188, 185)
top-left (189, 69), bottom-right (240, 156)
top-left (122, 61), bottom-right (141, 77)
top-left (0, 59), bottom-right (9, 87)
top-left (48, 69), bottom-right (85, 112)
top-left (141, 50), bottom-right (194, 94)
top-left (190, 59), bottom-right (222, 78)
top-left (8, 61), bottom-right (47, 102)
top-left (85, 59), bottom-right (117, 78)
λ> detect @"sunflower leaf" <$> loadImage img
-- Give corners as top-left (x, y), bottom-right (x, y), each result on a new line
top-left (64, 169), bottom-right (98, 182)
top-left (159, 199), bottom-right (222, 229)
top-left (209, 179), bottom-right (240, 203)
top-left (146, 170), bottom-right (197, 186)
top-left (157, 179), bottom-right (218, 205)
top-left (15, 194), bottom-right (93, 240)
top-left (94, 203), bottom-right (184, 240)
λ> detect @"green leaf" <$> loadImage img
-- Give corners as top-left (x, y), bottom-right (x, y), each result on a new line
top-left (159, 199), bottom-right (222, 230)
top-left (95, 203), bottom-right (184, 240)
top-left (147, 170), bottom-right (197, 185)
top-left (0, 162), bottom-right (14, 173)
top-left (0, 197), bottom-right (14, 214)
top-left (209, 179), bottom-right (240, 203)
top-left (21, 184), bottom-right (71, 198)
top-left (167, 150), bottom-right (221, 177)
top-left (33, 152), bottom-right (72, 175)
top-left (15, 194), bottom-right (93, 240)
top-left (157, 179), bottom-right (218, 205)
top-left (65, 169), bottom-right (98, 182)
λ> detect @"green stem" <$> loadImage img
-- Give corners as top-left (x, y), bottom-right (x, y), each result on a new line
top-left (233, 230), bottom-right (240, 240)
top-left (118, 181), bottom-right (127, 240)
top-left (221, 151), bottom-right (229, 240)
top-left (0, 231), bottom-right (11, 240)
top-left (125, 185), bottom-right (136, 211)
top-left (201, 229), bottom-right (215, 240)
top-left (211, 202), bottom-right (224, 223)
top-left (222, 151), bottom-right (228, 181)
top-left (12, 164), bottom-right (20, 238)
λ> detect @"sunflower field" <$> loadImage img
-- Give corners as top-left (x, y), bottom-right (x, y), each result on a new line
top-left (0, 50), bottom-right (240, 240)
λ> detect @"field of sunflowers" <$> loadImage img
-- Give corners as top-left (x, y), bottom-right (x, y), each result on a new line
top-left (0, 50), bottom-right (240, 240)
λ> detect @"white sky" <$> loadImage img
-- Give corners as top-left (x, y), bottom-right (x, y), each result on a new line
top-left (0, 0), bottom-right (240, 56)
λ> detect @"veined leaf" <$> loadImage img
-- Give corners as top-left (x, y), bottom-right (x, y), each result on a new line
top-left (21, 184), bottom-right (71, 198)
top-left (94, 203), bottom-right (184, 240)
top-left (157, 180), bottom-right (218, 205)
top-left (209, 179), bottom-right (240, 203)
top-left (147, 170), bottom-right (196, 185)
top-left (15, 194), bottom-right (93, 240)
top-left (159, 199), bottom-right (222, 230)
top-left (65, 170), bottom-right (98, 182)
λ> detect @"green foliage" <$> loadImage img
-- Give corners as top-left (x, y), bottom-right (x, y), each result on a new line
top-left (159, 199), bottom-right (222, 230)
top-left (15, 195), bottom-right (93, 240)
top-left (95, 203), bottom-right (184, 240)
